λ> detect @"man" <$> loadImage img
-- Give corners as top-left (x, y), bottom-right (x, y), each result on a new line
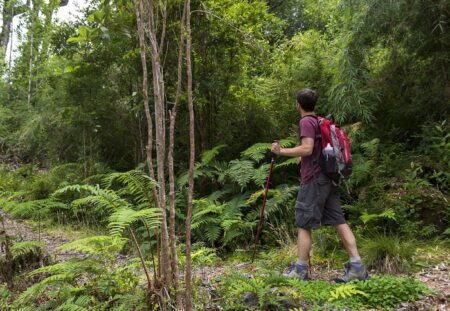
top-left (271, 88), bottom-right (368, 282)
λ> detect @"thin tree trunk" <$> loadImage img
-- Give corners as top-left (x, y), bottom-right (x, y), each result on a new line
top-left (129, 228), bottom-right (153, 290)
top-left (135, 0), bottom-right (163, 292)
top-left (184, 0), bottom-right (195, 309)
top-left (27, 0), bottom-right (35, 106)
top-left (7, 5), bottom-right (14, 102)
top-left (135, 0), bottom-right (158, 200)
top-left (168, 1), bottom-right (187, 308)
top-left (0, 0), bottom-right (13, 60)
top-left (142, 0), bottom-right (172, 287)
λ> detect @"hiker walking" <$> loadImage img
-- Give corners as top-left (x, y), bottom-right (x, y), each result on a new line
top-left (271, 88), bottom-right (369, 282)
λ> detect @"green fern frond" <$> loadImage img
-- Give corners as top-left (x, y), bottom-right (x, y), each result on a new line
top-left (275, 157), bottom-right (299, 169)
top-left (241, 138), bottom-right (297, 162)
top-left (54, 303), bottom-right (88, 311)
top-left (227, 159), bottom-right (256, 188)
top-left (246, 189), bottom-right (274, 205)
top-left (204, 225), bottom-right (222, 243)
top-left (70, 189), bottom-right (131, 213)
top-left (13, 281), bottom-right (46, 306)
top-left (200, 144), bottom-right (227, 166)
top-left (241, 142), bottom-right (272, 162)
top-left (192, 199), bottom-right (224, 230)
top-left (11, 241), bottom-right (45, 259)
top-left (252, 163), bottom-right (270, 187)
top-left (58, 236), bottom-right (128, 256)
top-left (54, 295), bottom-right (91, 311)
top-left (177, 164), bottom-right (216, 188)
top-left (8, 199), bottom-right (67, 219)
top-left (52, 184), bottom-right (98, 196)
top-left (29, 259), bottom-right (101, 277)
top-left (110, 293), bottom-right (145, 311)
top-left (108, 208), bottom-right (161, 237)
top-left (102, 169), bottom-right (156, 205)
top-left (207, 189), bottom-right (231, 201)
top-left (328, 284), bottom-right (368, 301)
top-left (361, 208), bottom-right (396, 224)
top-left (14, 274), bottom-right (76, 306)
top-left (224, 194), bottom-right (248, 218)
top-left (8, 201), bottom-right (37, 219)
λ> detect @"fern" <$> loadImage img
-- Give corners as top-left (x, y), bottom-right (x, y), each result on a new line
top-left (29, 259), bottom-right (102, 277)
top-left (275, 157), bottom-right (299, 169)
top-left (54, 295), bottom-right (91, 311)
top-left (241, 142), bottom-right (272, 162)
top-left (11, 241), bottom-right (45, 260)
top-left (199, 144), bottom-right (227, 166)
top-left (14, 274), bottom-right (76, 306)
top-left (101, 169), bottom-right (157, 205)
top-left (108, 207), bottom-right (161, 237)
top-left (252, 163), bottom-right (270, 187)
top-left (227, 159), bottom-right (256, 188)
top-left (51, 184), bottom-right (101, 198)
top-left (8, 199), bottom-right (65, 220)
top-left (241, 138), bottom-right (296, 162)
top-left (58, 236), bottom-right (128, 257)
top-left (328, 284), bottom-right (368, 301)
top-left (361, 208), bottom-right (396, 224)
top-left (191, 199), bottom-right (223, 230)
top-left (54, 303), bottom-right (88, 311)
top-left (70, 189), bottom-right (131, 213)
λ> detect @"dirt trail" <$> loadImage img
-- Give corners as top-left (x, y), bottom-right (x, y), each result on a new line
top-left (0, 209), bottom-right (84, 262)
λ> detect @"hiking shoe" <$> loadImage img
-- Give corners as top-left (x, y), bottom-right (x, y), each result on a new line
top-left (335, 262), bottom-right (369, 283)
top-left (283, 263), bottom-right (310, 280)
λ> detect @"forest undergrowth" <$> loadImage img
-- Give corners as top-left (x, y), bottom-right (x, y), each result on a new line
top-left (0, 128), bottom-right (448, 310)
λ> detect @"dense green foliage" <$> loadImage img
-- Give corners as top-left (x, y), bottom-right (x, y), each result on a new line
top-left (0, 0), bottom-right (449, 309)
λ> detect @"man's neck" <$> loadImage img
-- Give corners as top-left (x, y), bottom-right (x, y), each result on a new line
top-left (301, 111), bottom-right (316, 118)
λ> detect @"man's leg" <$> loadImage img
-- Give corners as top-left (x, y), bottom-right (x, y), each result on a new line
top-left (298, 228), bottom-right (312, 262)
top-left (334, 223), bottom-right (359, 258)
top-left (334, 223), bottom-right (368, 282)
top-left (282, 227), bottom-right (311, 279)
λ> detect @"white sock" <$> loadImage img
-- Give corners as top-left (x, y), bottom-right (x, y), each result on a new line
top-left (350, 256), bottom-right (361, 263)
top-left (296, 259), bottom-right (308, 266)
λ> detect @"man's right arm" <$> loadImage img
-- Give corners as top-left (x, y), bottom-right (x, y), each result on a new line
top-left (271, 137), bottom-right (314, 157)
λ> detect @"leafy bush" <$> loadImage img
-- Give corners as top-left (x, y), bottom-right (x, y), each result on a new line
top-left (0, 284), bottom-right (10, 311)
top-left (356, 276), bottom-right (430, 309)
top-left (215, 270), bottom-right (430, 311)
top-left (11, 236), bottom-right (140, 310)
top-left (360, 235), bottom-right (417, 273)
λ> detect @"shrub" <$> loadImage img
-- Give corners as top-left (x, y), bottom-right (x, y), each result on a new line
top-left (360, 234), bottom-right (416, 273)
top-left (356, 276), bottom-right (430, 309)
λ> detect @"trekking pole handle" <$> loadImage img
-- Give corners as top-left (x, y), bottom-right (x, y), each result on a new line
top-left (271, 139), bottom-right (279, 160)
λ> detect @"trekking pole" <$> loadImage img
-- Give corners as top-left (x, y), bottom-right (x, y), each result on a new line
top-left (251, 147), bottom-right (277, 263)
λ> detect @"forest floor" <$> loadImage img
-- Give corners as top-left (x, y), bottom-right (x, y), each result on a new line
top-left (1, 209), bottom-right (449, 310)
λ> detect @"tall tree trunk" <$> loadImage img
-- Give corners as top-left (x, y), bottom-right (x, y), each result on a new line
top-left (168, 1), bottom-right (187, 308)
top-left (135, 0), bottom-right (158, 199)
top-left (1, 0), bottom-right (28, 60)
top-left (27, 0), bottom-right (35, 106)
top-left (142, 0), bottom-right (172, 287)
top-left (0, 0), bottom-right (13, 62)
top-left (184, 0), bottom-right (195, 309)
top-left (7, 6), bottom-right (14, 102)
top-left (135, 0), bottom-right (160, 288)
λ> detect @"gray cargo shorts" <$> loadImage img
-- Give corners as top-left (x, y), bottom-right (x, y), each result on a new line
top-left (295, 174), bottom-right (346, 229)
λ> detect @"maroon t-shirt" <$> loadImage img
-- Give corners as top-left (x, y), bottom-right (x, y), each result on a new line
top-left (299, 116), bottom-right (322, 183)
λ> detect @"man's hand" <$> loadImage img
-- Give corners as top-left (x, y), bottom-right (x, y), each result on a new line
top-left (271, 141), bottom-right (281, 155)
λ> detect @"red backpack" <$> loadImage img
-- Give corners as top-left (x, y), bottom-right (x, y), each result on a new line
top-left (308, 115), bottom-right (353, 182)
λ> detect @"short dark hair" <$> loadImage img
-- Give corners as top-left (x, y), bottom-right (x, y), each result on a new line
top-left (296, 88), bottom-right (317, 112)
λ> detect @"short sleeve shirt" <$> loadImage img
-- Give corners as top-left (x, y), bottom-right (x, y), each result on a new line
top-left (299, 116), bottom-right (322, 183)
